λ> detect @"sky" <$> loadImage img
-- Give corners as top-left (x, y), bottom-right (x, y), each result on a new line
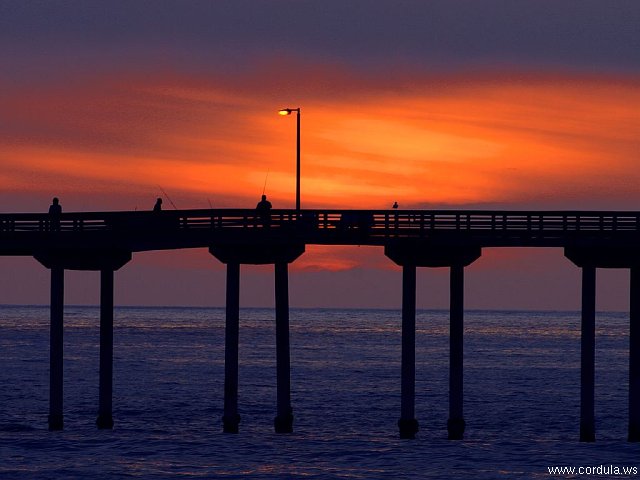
top-left (0, 1), bottom-right (639, 310)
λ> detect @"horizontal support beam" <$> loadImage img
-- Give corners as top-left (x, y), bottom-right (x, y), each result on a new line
top-left (34, 249), bottom-right (131, 271)
top-left (385, 244), bottom-right (481, 268)
top-left (565, 247), bottom-right (640, 268)
top-left (210, 243), bottom-right (305, 265)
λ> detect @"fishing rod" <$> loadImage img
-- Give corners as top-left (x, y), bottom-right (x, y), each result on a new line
top-left (157, 185), bottom-right (178, 210)
top-left (262, 169), bottom-right (270, 196)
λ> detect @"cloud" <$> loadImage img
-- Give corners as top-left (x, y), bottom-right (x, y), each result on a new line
top-left (1, 65), bottom-right (639, 215)
top-left (294, 245), bottom-right (392, 272)
top-left (2, 1), bottom-right (639, 76)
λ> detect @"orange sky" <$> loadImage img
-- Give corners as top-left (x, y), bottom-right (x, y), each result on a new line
top-left (2, 70), bottom-right (638, 212)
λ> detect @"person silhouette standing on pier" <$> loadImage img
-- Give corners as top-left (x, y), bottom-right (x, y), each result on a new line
top-left (392, 201), bottom-right (399, 231)
top-left (153, 198), bottom-right (163, 212)
top-left (256, 194), bottom-right (272, 211)
top-left (256, 194), bottom-right (272, 227)
top-left (48, 197), bottom-right (62, 231)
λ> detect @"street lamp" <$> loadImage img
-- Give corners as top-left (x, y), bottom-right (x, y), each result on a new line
top-left (278, 107), bottom-right (301, 211)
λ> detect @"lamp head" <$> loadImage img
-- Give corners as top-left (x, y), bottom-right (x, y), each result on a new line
top-left (278, 107), bottom-right (300, 116)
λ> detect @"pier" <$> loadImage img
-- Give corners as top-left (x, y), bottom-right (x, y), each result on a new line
top-left (1, 208), bottom-right (639, 441)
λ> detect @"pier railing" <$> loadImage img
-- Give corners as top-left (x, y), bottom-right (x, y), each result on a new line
top-left (1, 209), bottom-right (639, 248)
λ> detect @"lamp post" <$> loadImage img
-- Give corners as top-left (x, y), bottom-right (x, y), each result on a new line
top-left (278, 107), bottom-right (301, 211)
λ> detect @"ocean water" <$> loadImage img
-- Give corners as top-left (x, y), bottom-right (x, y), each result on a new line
top-left (0, 306), bottom-right (638, 479)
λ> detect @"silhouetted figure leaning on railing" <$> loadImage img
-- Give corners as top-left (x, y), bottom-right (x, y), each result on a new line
top-left (48, 197), bottom-right (62, 231)
top-left (256, 194), bottom-right (272, 227)
top-left (149, 197), bottom-right (174, 231)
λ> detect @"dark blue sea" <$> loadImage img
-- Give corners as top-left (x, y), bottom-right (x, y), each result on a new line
top-left (0, 306), bottom-right (638, 479)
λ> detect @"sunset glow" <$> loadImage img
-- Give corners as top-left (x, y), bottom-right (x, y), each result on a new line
top-left (2, 71), bottom-right (638, 213)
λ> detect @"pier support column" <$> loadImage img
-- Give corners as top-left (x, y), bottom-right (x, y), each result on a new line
top-left (97, 269), bottom-right (114, 429)
top-left (35, 249), bottom-right (130, 430)
top-left (223, 262), bottom-right (241, 433)
top-left (399, 264), bottom-right (419, 439)
top-left (209, 243), bottom-right (304, 434)
top-left (48, 267), bottom-right (64, 431)
top-left (580, 266), bottom-right (596, 442)
top-left (629, 268), bottom-right (640, 442)
top-left (448, 265), bottom-right (465, 440)
top-left (385, 244), bottom-right (480, 440)
top-left (274, 262), bottom-right (293, 433)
